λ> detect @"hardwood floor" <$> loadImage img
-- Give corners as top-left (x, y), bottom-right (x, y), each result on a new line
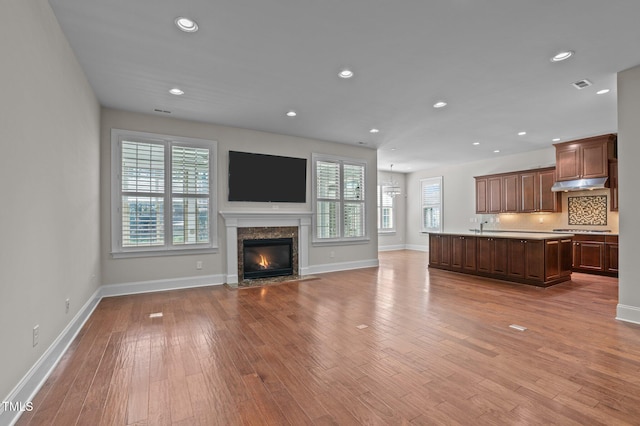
top-left (16, 250), bottom-right (640, 425)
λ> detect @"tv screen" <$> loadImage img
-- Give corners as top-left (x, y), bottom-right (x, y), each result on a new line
top-left (228, 151), bottom-right (307, 202)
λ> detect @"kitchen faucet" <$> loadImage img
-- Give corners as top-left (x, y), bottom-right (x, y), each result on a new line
top-left (480, 221), bottom-right (488, 233)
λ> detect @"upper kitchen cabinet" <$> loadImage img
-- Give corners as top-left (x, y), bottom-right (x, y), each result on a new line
top-left (519, 167), bottom-right (560, 213)
top-left (609, 159), bottom-right (618, 211)
top-left (554, 134), bottom-right (617, 181)
top-left (476, 167), bottom-right (560, 214)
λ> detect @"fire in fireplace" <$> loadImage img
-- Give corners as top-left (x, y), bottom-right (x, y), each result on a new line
top-left (242, 238), bottom-right (293, 279)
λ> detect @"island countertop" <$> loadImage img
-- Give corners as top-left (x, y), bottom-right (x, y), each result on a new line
top-left (427, 231), bottom-right (575, 240)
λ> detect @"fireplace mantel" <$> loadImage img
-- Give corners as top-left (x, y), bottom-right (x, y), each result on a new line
top-left (219, 211), bottom-right (313, 285)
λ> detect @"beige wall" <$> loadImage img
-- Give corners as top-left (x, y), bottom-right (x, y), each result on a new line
top-left (617, 64), bottom-right (640, 323)
top-left (0, 0), bottom-right (101, 401)
top-left (100, 109), bottom-right (378, 285)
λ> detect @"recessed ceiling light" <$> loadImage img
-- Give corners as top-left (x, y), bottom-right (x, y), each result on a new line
top-left (494, 150), bottom-right (500, 153)
top-left (390, 148), bottom-right (397, 151)
top-left (338, 69), bottom-right (354, 79)
top-left (518, 131), bottom-right (527, 136)
top-left (551, 50), bottom-right (574, 62)
top-left (596, 89), bottom-right (610, 95)
top-left (552, 138), bottom-right (561, 142)
top-left (169, 88), bottom-right (184, 95)
top-left (433, 101), bottom-right (447, 108)
top-left (369, 128), bottom-right (379, 133)
top-left (472, 142), bottom-right (480, 146)
top-left (358, 141), bottom-right (367, 145)
top-left (175, 17), bottom-right (198, 33)
top-left (286, 110), bottom-right (297, 117)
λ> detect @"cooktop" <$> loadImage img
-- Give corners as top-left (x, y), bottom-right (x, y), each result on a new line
top-left (553, 229), bottom-right (612, 233)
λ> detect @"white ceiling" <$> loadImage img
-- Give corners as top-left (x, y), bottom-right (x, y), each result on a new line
top-left (48, 0), bottom-right (640, 172)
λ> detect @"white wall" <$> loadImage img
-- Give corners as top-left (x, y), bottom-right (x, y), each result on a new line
top-left (377, 170), bottom-right (407, 250)
top-left (100, 109), bottom-right (378, 286)
top-left (0, 0), bottom-right (101, 403)
top-left (617, 64), bottom-right (640, 324)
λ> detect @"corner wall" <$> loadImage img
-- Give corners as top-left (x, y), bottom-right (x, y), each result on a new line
top-left (617, 64), bottom-right (640, 324)
top-left (0, 0), bottom-right (101, 407)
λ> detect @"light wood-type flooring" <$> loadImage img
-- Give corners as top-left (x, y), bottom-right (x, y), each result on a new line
top-left (17, 250), bottom-right (640, 425)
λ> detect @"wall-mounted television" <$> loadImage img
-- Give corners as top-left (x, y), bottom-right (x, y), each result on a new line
top-left (228, 151), bottom-right (307, 203)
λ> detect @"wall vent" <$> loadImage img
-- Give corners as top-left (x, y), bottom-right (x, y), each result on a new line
top-left (572, 79), bottom-right (593, 89)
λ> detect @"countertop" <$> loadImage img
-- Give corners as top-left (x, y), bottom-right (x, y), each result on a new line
top-left (428, 230), bottom-right (575, 239)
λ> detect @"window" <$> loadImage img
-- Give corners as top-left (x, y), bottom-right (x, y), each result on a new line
top-left (377, 185), bottom-right (395, 232)
top-left (421, 176), bottom-right (443, 232)
top-left (313, 154), bottom-right (367, 242)
top-left (111, 129), bottom-right (217, 257)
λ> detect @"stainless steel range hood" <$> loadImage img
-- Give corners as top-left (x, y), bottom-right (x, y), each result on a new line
top-left (551, 177), bottom-right (608, 192)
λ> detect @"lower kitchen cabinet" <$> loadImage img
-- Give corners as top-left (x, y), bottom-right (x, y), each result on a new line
top-left (477, 237), bottom-right (507, 275)
top-left (572, 235), bottom-right (618, 277)
top-left (451, 235), bottom-right (477, 272)
top-left (429, 233), bottom-right (572, 286)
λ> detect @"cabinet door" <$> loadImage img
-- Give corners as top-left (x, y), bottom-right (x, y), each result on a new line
top-left (462, 237), bottom-right (477, 271)
top-left (525, 240), bottom-right (544, 280)
top-left (556, 145), bottom-right (581, 181)
top-left (574, 241), bottom-right (605, 271)
top-left (519, 172), bottom-right (537, 212)
top-left (508, 240), bottom-right (526, 278)
top-left (538, 169), bottom-right (560, 212)
top-left (492, 238), bottom-right (508, 275)
top-left (502, 174), bottom-right (519, 213)
top-left (605, 242), bottom-right (619, 273)
top-left (438, 235), bottom-right (452, 267)
top-left (488, 177), bottom-right (502, 213)
top-left (429, 235), bottom-right (441, 265)
top-left (476, 178), bottom-right (488, 213)
top-left (451, 236), bottom-right (464, 269)
top-left (477, 237), bottom-right (492, 273)
top-left (581, 141), bottom-right (609, 179)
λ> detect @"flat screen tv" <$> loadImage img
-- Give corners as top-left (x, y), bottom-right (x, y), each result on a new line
top-left (228, 151), bottom-right (307, 203)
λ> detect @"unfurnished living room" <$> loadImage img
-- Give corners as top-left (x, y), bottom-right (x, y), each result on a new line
top-left (2, 1), bottom-right (640, 425)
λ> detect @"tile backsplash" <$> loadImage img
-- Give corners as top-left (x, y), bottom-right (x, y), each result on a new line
top-left (568, 195), bottom-right (607, 226)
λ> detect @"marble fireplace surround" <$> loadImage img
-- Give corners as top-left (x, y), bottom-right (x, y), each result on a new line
top-left (219, 211), bottom-right (312, 286)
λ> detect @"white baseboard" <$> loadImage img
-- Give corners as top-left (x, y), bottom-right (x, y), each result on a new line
top-left (378, 244), bottom-right (407, 252)
top-left (616, 304), bottom-right (640, 325)
top-left (0, 288), bottom-right (102, 426)
top-left (99, 274), bottom-right (225, 298)
top-left (307, 258), bottom-right (379, 275)
top-left (405, 244), bottom-right (429, 252)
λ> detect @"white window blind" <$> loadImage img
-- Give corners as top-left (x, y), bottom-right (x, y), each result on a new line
top-left (111, 129), bottom-right (218, 257)
top-left (421, 177), bottom-right (443, 232)
top-left (313, 155), bottom-right (367, 242)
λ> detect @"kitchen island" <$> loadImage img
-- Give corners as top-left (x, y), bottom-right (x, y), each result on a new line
top-left (429, 231), bottom-right (574, 287)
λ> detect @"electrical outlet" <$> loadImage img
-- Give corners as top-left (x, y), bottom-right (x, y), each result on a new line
top-left (65, 298), bottom-right (70, 314)
top-left (196, 261), bottom-right (203, 270)
top-left (539, 217), bottom-right (544, 224)
top-left (33, 325), bottom-right (39, 347)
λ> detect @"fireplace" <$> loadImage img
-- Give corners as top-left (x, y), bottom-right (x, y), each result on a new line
top-left (242, 238), bottom-right (293, 279)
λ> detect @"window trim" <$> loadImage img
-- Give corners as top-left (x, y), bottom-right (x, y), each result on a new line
top-left (420, 176), bottom-right (443, 233)
top-left (312, 153), bottom-right (369, 245)
top-left (377, 184), bottom-right (396, 234)
top-left (110, 129), bottom-right (218, 258)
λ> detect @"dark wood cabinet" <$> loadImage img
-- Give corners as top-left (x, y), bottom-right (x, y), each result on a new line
top-left (507, 239), bottom-right (544, 280)
top-left (609, 159), bottom-right (618, 211)
top-left (519, 167), bottom-right (560, 213)
top-left (429, 233), bottom-right (572, 286)
top-left (429, 234), bottom-right (451, 268)
top-left (502, 174), bottom-right (519, 213)
top-left (477, 237), bottom-right (507, 275)
top-left (605, 236), bottom-right (619, 274)
top-left (476, 167), bottom-right (560, 214)
top-left (451, 235), bottom-right (477, 272)
top-left (554, 134), bottom-right (616, 181)
top-left (571, 234), bottom-right (618, 277)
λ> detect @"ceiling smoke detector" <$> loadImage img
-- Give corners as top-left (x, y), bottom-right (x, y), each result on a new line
top-left (572, 79), bottom-right (593, 90)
